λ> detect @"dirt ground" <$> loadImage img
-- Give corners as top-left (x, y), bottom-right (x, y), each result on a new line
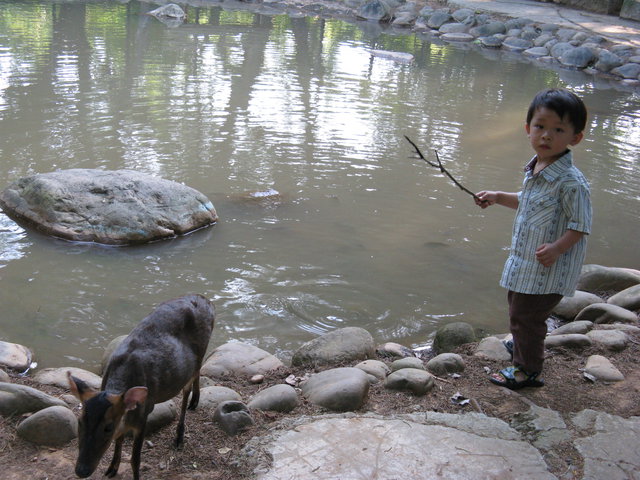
top-left (1, 330), bottom-right (639, 480)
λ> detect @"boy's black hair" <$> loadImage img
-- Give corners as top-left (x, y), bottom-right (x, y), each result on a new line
top-left (526, 88), bottom-right (587, 134)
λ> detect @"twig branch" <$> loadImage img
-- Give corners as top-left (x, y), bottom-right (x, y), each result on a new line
top-left (405, 136), bottom-right (485, 203)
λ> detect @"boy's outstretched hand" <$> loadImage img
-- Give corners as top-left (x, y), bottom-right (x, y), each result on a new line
top-left (475, 191), bottom-right (497, 209)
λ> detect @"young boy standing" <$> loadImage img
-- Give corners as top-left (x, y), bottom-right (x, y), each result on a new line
top-left (475, 88), bottom-right (592, 390)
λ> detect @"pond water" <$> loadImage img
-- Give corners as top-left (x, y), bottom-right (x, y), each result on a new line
top-left (0, 0), bottom-right (639, 370)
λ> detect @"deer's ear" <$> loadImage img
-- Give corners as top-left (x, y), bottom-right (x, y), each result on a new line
top-left (123, 387), bottom-right (148, 411)
top-left (67, 371), bottom-right (97, 402)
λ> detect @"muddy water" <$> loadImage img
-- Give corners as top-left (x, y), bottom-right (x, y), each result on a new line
top-left (0, 0), bottom-right (638, 369)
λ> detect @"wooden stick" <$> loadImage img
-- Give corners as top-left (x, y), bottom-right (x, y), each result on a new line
top-left (405, 136), bottom-right (485, 203)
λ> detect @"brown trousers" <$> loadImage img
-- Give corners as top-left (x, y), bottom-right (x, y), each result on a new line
top-left (508, 291), bottom-right (563, 373)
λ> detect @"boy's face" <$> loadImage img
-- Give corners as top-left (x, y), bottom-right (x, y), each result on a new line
top-left (525, 106), bottom-right (583, 164)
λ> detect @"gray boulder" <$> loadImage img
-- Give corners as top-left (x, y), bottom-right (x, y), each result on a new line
top-left (390, 357), bottom-right (424, 372)
top-left (0, 169), bottom-right (218, 245)
top-left (291, 327), bottom-right (375, 367)
top-left (0, 382), bottom-right (67, 416)
top-left (197, 386), bottom-right (243, 412)
top-left (146, 400), bottom-right (177, 433)
top-left (544, 334), bottom-right (592, 350)
top-left (385, 368), bottom-right (435, 395)
top-left (474, 336), bottom-right (511, 361)
top-left (16, 405), bottom-right (77, 447)
top-left (354, 359), bottom-right (390, 382)
top-left (586, 329), bottom-right (629, 352)
top-left (611, 63), bottom-right (640, 79)
top-left (560, 46), bottom-right (596, 68)
top-left (469, 21), bottom-right (506, 37)
top-left (584, 355), bottom-right (624, 382)
top-left (575, 303), bottom-right (638, 324)
top-left (301, 367), bottom-right (370, 412)
top-left (34, 367), bottom-right (101, 390)
top-left (553, 291), bottom-right (603, 320)
top-left (148, 4), bottom-right (185, 20)
top-left (375, 342), bottom-right (414, 359)
top-left (201, 342), bottom-right (284, 379)
top-left (577, 265), bottom-right (640, 292)
top-left (426, 353), bottom-right (465, 376)
top-left (595, 50), bottom-right (624, 72)
top-left (248, 384), bottom-right (299, 413)
top-left (428, 11), bottom-right (452, 29)
top-left (548, 320), bottom-right (594, 336)
top-left (0, 340), bottom-right (33, 372)
top-left (357, 0), bottom-right (393, 22)
top-left (213, 401), bottom-right (254, 435)
top-left (608, 284), bottom-right (640, 310)
top-left (503, 37), bottom-right (533, 51)
top-left (433, 322), bottom-right (476, 354)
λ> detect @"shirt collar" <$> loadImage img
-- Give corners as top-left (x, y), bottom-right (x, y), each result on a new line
top-left (524, 150), bottom-right (573, 182)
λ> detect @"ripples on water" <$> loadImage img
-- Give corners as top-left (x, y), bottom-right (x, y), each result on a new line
top-left (0, 0), bottom-right (639, 368)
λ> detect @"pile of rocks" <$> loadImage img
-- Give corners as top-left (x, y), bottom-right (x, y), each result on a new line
top-left (0, 264), bottom-right (637, 447)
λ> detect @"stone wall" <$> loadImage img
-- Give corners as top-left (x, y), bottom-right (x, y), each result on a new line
top-left (621, 0), bottom-right (640, 20)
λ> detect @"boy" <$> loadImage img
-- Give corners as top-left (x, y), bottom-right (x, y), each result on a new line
top-left (475, 88), bottom-right (592, 390)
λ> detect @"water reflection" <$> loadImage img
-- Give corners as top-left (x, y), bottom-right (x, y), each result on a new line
top-left (0, 0), bottom-right (638, 369)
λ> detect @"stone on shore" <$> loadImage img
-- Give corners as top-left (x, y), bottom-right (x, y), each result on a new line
top-left (607, 284), bottom-right (640, 310)
top-left (584, 355), bottom-right (624, 382)
top-left (432, 322), bottom-right (476, 354)
top-left (544, 333), bottom-right (592, 350)
top-left (291, 327), bottom-right (375, 367)
top-left (0, 169), bottom-right (218, 245)
top-left (384, 368), bottom-right (435, 395)
top-left (577, 265), bottom-right (640, 292)
top-left (354, 359), bottom-right (391, 383)
top-left (248, 384), bottom-right (299, 413)
top-left (0, 340), bottom-right (33, 372)
top-left (426, 353), bottom-right (465, 376)
top-left (16, 405), bottom-right (77, 447)
top-left (586, 329), bottom-right (629, 351)
top-left (553, 291), bottom-right (603, 320)
top-left (214, 400), bottom-right (254, 435)
top-left (389, 356), bottom-right (425, 372)
top-left (548, 320), bottom-right (594, 335)
top-left (34, 367), bottom-right (102, 390)
top-left (301, 367), bottom-right (370, 412)
top-left (201, 342), bottom-right (284, 379)
top-left (375, 342), bottom-right (414, 359)
top-left (474, 336), bottom-right (512, 361)
top-left (0, 382), bottom-right (67, 416)
top-left (197, 386), bottom-right (243, 411)
top-left (146, 400), bottom-right (177, 433)
top-left (575, 303), bottom-right (638, 324)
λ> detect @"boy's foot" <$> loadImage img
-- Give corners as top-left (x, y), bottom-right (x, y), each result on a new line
top-left (489, 366), bottom-right (544, 390)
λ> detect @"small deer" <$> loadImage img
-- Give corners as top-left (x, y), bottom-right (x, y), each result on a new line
top-left (68, 294), bottom-right (214, 479)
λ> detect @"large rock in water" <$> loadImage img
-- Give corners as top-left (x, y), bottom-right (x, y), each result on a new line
top-left (0, 169), bottom-right (217, 245)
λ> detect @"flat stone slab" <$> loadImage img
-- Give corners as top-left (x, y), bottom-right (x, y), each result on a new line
top-left (0, 169), bottom-right (217, 245)
top-left (242, 415), bottom-right (555, 480)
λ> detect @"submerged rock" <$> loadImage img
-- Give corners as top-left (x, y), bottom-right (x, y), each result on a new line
top-left (0, 169), bottom-right (217, 246)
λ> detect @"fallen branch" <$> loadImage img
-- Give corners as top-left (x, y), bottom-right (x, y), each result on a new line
top-left (405, 136), bottom-right (485, 204)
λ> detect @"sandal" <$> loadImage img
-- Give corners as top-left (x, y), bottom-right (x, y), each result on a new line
top-left (503, 339), bottom-right (514, 360)
top-left (489, 366), bottom-right (544, 390)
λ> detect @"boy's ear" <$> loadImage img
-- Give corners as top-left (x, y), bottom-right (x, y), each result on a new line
top-left (570, 131), bottom-right (584, 146)
top-left (525, 123), bottom-right (530, 135)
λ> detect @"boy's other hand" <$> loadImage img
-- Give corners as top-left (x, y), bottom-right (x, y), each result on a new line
top-left (535, 243), bottom-right (561, 267)
top-left (475, 191), bottom-right (496, 209)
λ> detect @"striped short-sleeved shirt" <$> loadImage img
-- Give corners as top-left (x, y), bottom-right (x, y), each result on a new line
top-left (500, 150), bottom-right (592, 297)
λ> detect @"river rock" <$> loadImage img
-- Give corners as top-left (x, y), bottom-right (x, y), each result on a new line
top-left (523, 46), bottom-right (549, 57)
top-left (548, 320), bottom-right (593, 336)
top-left (503, 37), bottom-right (533, 51)
top-left (584, 355), bottom-right (624, 382)
top-left (428, 10), bottom-right (452, 29)
top-left (16, 405), bottom-right (77, 447)
top-left (101, 335), bottom-right (127, 374)
top-left (470, 21), bottom-right (506, 37)
top-left (213, 400), bottom-right (254, 435)
top-left (354, 359), bottom-right (390, 382)
top-left (384, 368), bottom-right (435, 396)
top-left (375, 342), bottom-right (414, 359)
top-left (432, 322), bottom-right (476, 354)
top-left (357, 0), bottom-right (392, 21)
top-left (553, 291), bottom-right (603, 320)
top-left (301, 367), bottom-right (370, 412)
top-left (611, 62), bottom-right (640, 79)
top-left (390, 357), bottom-right (424, 372)
top-left (34, 367), bottom-right (102, 390)
top-left (473, 336), bottom-right (511, 361)
top-left (586, 329), bottom-right (629, 352)
top-left (197, 385), bottom-right (243, 411)
top-left (0, 370), bottom-right (9, 382)
top-left (560, 46), bottom-right (596, 68)
top-left (291, 327), bottom-right (375, 367)
top-left (146, 400), bottom-right (177, 433)
top-left (607, 284), bottom-right (640, 310)
top-left (577, 265), bottom-right (640, 292)
top-left (201, 342), bottom-right (284, 379)
top-left (148, 3), bottom-right (185, 20)
top-left (544, 333), bottom-right (592, 350)
top-left (0, 169), bottom-right (218, 245)
top-left (248, 384), bottom-right (299, 413)
top-left (0, 382), bottom-right (67, 416)
top-left (575, 303), bottom-right (638, 324)
top-left (426, 353), bottom-right (465, 376)
top-left (0, 340), bottom-right (32, 372)
top-left (595, 50), bottom-right (624, 72)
